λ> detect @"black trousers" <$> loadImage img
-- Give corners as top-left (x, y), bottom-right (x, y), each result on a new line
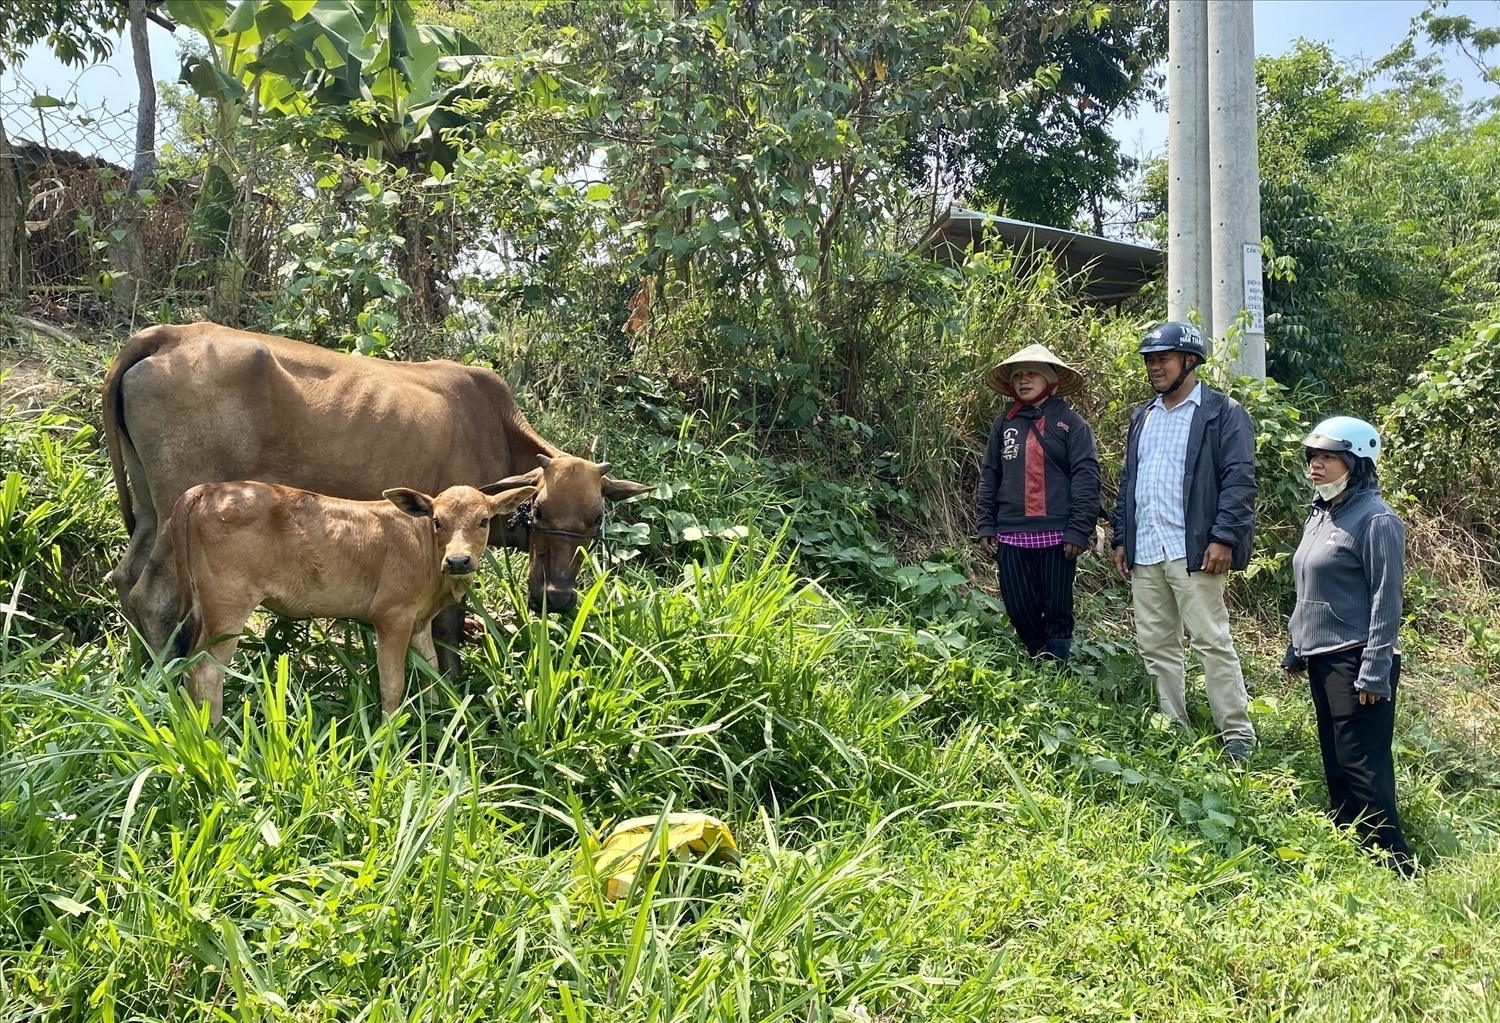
top-left (1308, 648), bottom-right (1412, 870)
top-left (994, 543), bottom-right (1076, 659)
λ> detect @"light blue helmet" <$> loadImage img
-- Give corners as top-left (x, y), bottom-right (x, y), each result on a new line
top-left (1303, 416), bottom-right (1381, 466)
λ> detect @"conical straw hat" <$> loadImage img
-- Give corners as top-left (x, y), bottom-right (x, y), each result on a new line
top-left (984, 342), bottom-right (1083, 397)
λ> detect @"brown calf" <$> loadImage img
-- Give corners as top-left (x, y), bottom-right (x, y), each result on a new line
top-left (170, 481), bottom-right (536, 723)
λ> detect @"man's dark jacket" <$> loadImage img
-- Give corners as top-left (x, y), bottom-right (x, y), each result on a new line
top-left (976, 396), bottom-right (1101, 550)
top-left (1110, 384), bottom-right (1257, 572)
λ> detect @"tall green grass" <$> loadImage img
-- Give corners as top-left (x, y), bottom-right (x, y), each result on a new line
top-left (4, 374), bottom-right (1500, 1021)
top-left (5, 529), bottom-right (1500, 1020)
top-left (0, 387), bottom-right (120, 643)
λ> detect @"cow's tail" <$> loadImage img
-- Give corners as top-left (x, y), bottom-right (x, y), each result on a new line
top-left (102, 326), bottom-right (177, 535)
top-left (169, 490), bottom-right (203, 660)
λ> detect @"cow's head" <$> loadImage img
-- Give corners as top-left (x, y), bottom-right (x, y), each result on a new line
top-left (482, 454), bottom-right (653, 612)
top-left (385, 484), bottom-right (538, 578)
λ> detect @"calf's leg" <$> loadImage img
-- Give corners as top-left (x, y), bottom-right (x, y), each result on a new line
top-left (373, 619), bottom-right (415, 715)
top-left (186, 626), bottom-right (245, 725)
top-left (410, 623), bottom-right (441, 706)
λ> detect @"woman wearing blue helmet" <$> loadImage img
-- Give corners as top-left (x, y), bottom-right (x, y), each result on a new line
top-left (1282, 416), bottom-right (1414, 874)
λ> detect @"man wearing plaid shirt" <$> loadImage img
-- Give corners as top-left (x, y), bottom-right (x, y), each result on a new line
top-left (1110, 322), bottom-right (1258, 762)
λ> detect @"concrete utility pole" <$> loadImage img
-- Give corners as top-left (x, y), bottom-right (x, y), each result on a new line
top-left (1167, 1), bottom-right (1212, 333)
top-left (1166, 0), bottom-right (1266, 381)
top-left (1207, 0), bottom-right (1265, 379)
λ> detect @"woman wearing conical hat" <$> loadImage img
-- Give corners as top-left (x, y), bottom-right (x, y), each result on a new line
top-left (976, 343), bottom-right (1101, 661)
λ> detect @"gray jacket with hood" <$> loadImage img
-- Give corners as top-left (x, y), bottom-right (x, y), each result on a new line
top-left (1282, 479), bottom-right (1405, 696)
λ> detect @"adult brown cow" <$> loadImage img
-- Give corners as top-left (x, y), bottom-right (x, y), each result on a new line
top-left (103, 322), bottom-right (653, 654)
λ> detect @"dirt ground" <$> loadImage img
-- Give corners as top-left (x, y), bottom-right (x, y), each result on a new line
top-left (0, 351), bottom-right (76, 409)
top-left (1, 313), bottom-right (109, 416)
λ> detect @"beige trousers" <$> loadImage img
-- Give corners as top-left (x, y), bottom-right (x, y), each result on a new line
top-left (1130, 558), bottom-right (1255, 744)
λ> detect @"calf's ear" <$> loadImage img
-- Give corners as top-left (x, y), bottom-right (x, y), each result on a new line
top-left (385, 488), bottom-right (435, 518)
top-left (487, 485), bottom-right (538, 517)
top-left (602, 476), bottom-right (655, 501)
top-left (480, 468), bottom-right (542, 494)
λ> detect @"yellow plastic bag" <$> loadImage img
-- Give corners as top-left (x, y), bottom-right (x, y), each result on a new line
top-left (586, 812), bottom-right (740, 901)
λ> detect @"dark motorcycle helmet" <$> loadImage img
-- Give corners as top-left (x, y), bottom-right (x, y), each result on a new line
top-left (1138, 321), bottom-right (1207, 395)
top-left (1137, 321), bottom-right (1208, 359)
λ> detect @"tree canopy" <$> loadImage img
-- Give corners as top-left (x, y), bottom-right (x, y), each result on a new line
top-left (1251, 39), bottom-right (1499, 397)
top-left (0, 0), bottom-right (127, 71)
top-left (931, 0), bottom-right (1168, 232)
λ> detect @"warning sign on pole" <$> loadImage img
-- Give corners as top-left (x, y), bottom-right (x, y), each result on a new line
top-left (1242, 242), bottom-right (1264, 333)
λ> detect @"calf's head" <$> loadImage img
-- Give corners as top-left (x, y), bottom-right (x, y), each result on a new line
top-left (384, 484), bottom-right (539, 578)
top-left (482, 454), bottom-right (653, 613)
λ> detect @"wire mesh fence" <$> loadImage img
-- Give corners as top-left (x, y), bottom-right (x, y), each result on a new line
top-left (1, 65), bottom-right (287, 325)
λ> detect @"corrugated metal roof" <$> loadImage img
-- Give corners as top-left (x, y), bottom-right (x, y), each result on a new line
top-left (918, 206), bottom-right (1164, 305)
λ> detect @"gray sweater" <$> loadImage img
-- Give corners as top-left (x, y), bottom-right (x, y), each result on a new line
top-left (1283, 481), bottom-right (1405, 695)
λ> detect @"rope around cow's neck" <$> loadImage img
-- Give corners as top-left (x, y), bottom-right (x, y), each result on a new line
top-left (505, 495), bottom-right (611, 564)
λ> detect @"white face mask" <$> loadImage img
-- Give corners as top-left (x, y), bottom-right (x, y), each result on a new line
top-left (1313, 475), bottom-right (1350, 502)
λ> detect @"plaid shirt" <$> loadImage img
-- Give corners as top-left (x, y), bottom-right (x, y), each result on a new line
top-left (1132, 383), bottom-right (1202, 565)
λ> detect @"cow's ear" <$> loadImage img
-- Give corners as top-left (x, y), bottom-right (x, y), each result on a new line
top-left (487, 486), bottom-right (537, 517)
top-left (602, 476), bottom-right (655, 501)
top-left (480, 468), bottom-right (542, 495)
top-left (384, 488), bottom-right (435, 518)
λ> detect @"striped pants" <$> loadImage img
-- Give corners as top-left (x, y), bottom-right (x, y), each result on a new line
top-left (994, 543), bottom-right (1076, 659)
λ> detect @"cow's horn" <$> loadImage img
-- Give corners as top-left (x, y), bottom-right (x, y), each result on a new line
top-left (596, 461), bottom-right (612, 475)
top-left (537, 454), bottom-right (553, 468)
top-left (480, 467), bottom-right (542, 493)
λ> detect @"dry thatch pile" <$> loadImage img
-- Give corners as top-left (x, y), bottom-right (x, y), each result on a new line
top-left (15, 141), bottom-right (276, 307)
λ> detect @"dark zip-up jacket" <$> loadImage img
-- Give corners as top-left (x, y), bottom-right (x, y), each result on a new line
top-left (976, 397), bottom-right (1101, 550)
top-left (1110, 383), bottom-right (1257, 572)
top-left (1282, 480), bottom-right (1404, 696)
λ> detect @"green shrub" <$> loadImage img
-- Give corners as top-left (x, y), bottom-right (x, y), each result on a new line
top-left (1221, 372), bottom-right (1317, 614)
top-left (1384, 306), bottom-right (1500, 553)
top-left (270, 157), bottom-right (416, 355)
top-left (0, 393), bottom-right (122, 642)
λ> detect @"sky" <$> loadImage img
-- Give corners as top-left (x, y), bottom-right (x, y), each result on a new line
top-left (1114, 0), bottom-right (1500, 160)
top-left (2, 18), bottom-right (181, 165)
top-left (3, 1), bottom-right (1497, 167)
